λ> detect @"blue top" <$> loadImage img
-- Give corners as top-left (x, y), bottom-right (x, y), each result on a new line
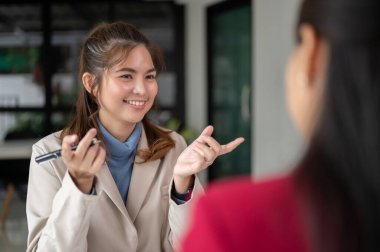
top-left (99, 122), bottom-right (142, 203)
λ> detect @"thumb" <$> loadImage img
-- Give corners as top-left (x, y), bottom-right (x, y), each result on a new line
top-left (200, 125), bottom-right (214, 137)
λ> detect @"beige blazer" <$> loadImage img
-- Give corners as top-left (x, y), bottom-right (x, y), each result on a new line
top-left (26, 128), bottom-right (203, 252)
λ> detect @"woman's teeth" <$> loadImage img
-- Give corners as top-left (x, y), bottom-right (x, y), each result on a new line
top-left (125, 100), bottom-right (145, 106)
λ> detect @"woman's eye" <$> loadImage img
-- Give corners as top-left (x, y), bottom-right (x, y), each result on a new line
top-left (146, 74), bottom-right (156, 80)
top-left (121, 74), bottom-right (133, 79)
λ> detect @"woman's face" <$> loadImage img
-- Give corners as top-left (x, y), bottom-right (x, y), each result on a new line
top-left (286, 45), bottom-right (310, 138)
top-left (285, 25), bottom-right (329, 140)
top-left (97, 44), bottom-right (158, 132)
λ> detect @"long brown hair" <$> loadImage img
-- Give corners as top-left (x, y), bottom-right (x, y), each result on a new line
top-left (294, 0), bottom-right (380, 251)
top-left (61, 21), bottom-right (175, 162)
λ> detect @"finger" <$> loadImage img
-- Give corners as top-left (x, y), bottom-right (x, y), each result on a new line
top-left (192, 145), bottom-right (206, 159)
top-left (199, 125), bottom-right (214, 138)
top-left (197, 135), bottom-right (221, 155)
top-left (91, 146), bottom-right (106, 170)
top-left (61, 134), bottom-right (78, 160)
top-left (81, 141), bottom-right (100, 169)
top-left (219, 137), bottom-right (245, 156)
top-left (195, 142), bottom-right (216, 162)
top-left (75, 128), bottom-right (98, 160)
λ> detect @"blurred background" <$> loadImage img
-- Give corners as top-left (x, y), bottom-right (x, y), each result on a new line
top-left (0, 0), bottom-right (303, 250)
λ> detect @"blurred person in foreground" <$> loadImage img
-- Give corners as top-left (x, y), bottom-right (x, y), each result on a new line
top-left (180, 0), bottom-right (380, 251)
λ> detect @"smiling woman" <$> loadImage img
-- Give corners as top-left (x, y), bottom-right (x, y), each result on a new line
top-left (83, 45), bottom-right (159, 142)
top-left (61, 23), bottom-right (176, 165)
top-left (26, 21), bottom-right (244, 252)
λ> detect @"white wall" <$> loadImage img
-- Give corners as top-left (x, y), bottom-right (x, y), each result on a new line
top-left (180, 0), bottom-right (305, 182)
top-left (177, 0), bottom-right (223, 132)
top-left (253, 0), bottom-right (304, 179)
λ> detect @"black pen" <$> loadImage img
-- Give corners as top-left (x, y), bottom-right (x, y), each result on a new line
top-left (35, 139), bottom-right (102, 164)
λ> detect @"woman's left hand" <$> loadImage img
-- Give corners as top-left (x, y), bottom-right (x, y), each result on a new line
top-left (173, 125), bottom-right (244, 193)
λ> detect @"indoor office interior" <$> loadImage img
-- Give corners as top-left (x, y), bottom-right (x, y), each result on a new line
top-left (0, 0), bottom-right (302, 251)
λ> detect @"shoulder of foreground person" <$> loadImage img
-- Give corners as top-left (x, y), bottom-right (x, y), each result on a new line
top-left (181, 174), bottom-right (308, 252)
top-left (199, 174), bottom-right (303, 224)
top-left (204, 174), bottom-right (294, 202)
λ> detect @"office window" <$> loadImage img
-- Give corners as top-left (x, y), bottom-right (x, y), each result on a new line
top-left (0, 5), bottom-right (43, 108)
top-left (0, 1), bottom-right (185, 145)
top-left (51, 3), bottom-right (109, 107)
top-left (0, 4), bottom-right (44, 142)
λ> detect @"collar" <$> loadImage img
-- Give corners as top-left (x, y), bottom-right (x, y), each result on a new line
top-left (99, 122), bottom-right (142, 159)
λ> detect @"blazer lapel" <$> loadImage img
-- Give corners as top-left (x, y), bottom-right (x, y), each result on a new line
top-left (126, 128), bottom-right (161, 223)
top-left (96, 163), bottom-right (130, 220)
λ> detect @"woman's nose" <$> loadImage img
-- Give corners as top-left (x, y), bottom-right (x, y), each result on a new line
top-left (132, 77), bottom-right (146, 95)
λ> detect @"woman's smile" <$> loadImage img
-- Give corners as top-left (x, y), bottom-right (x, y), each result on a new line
top-left (123, 99), bottom-right (147, 109)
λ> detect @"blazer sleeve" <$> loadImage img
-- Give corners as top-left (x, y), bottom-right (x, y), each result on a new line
top-left (167, 134), bottom-right (205, 250)
top-left (26, 143), bottom-right (100, 252)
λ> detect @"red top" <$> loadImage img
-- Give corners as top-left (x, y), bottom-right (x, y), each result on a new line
top-left (180, 175), bottom-right (309, 252)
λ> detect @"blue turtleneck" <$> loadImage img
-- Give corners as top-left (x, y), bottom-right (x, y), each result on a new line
top-left (99, 122), bottom-right (142, 203)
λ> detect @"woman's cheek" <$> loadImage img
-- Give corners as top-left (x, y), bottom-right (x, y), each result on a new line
top-left (151, 82), bottom-right (158, 99)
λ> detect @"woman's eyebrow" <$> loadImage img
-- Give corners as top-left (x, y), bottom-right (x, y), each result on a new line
top-left (116, 67), bottom-right (156, 73)
top-left (146, 68), bottom-right (157, 74)
top-left (116, 67), bottom-right (136, 73)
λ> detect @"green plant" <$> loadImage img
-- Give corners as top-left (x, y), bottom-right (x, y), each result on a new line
top-left (165, 117), bottom-right (198, 144)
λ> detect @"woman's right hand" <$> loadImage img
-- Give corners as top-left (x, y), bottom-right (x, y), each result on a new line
top-left (61, 128), bottom-right (106, 194)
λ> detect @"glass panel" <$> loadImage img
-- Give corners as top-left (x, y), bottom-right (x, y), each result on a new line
top-left (0, 4), bottom-right (44, 107)
top-left (51, 111), bottom-right (71, 133)
top-left (0, 111), bottom-right (17, 141)
top-left (0, 112), bottom-right (45, 142)
top-left (51, 3), bottom-right (109, 107)
top-left (0, 111), bottom-right (70, 145)
top-left (208, 2), bottom-right (252, 180)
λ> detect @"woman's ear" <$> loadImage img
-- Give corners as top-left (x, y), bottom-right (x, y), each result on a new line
top-left (297, 24), bottom-right (326, 87)
top-left (82, 72), bottom-right (96, 95)
top-left (285, 24), bottom-right (329, 140)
